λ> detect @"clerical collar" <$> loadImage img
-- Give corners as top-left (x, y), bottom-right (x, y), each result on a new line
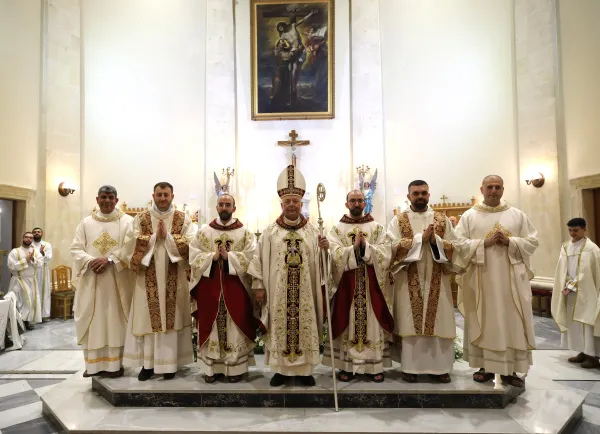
top-left (153, 203), bottom-right (173, 215)
top-left (276, 214), bottom-right (308, 230)
top-left (340, 214), bottom-right (374, 224)
top-left (473, 200), bottom-right (510, 213)
top-left (209, 218), bottom-right (244, 231)
top-left (408, 206), bottom-right (431, 214)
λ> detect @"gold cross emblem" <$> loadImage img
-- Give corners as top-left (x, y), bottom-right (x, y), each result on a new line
top-left (347, 227), bottom-right (368, 245)
top-left (92, 231), bottom-right (118, 256)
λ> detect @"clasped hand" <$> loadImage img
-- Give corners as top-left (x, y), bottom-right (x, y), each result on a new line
top-left (89, 257), bottom-right (110, 274)
top-left (213, 245), bottom-right (228, 261)
top-left (352, 233), bottom-right (366, 251)
top-left (484, 230), bottom-right (510, 248)
top-left (156, 220), bottom-right (168, 240)
top-left (422, 224), bottom-right (437, 245)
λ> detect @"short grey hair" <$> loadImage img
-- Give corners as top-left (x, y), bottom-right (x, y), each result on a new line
top-left (97, 185), bottom-right (118, 197)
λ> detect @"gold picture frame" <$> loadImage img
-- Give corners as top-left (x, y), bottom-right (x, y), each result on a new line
top-left (251, 0), bottom-right (335, 121)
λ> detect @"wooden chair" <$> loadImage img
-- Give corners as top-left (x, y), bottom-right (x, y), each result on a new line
top-left (51, 266), bottom-right (74, 320)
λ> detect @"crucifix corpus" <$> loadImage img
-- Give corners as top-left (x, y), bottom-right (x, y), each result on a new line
top-left (278, 129), bottom-right (310, 167)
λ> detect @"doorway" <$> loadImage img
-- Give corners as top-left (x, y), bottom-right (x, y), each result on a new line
top-left (0, 199), bottom-right (15, 294)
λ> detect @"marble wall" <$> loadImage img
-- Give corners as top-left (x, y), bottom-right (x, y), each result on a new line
top-left (2, 0), bottom-right (593, 279)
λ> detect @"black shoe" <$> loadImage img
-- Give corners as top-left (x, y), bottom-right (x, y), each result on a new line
top-left (269, 373), bottom-right (286, 387)
top-left (299, 375), bottom-right (315, 386)
top-left (163, 372), bottom-right (176, 380)
top-left (137, 367), bottom-right (154, 381)
top-left (24, 321), bottom-right (34, 331)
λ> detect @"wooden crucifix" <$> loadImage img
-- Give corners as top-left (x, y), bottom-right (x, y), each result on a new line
top-left (278, 129), bottom-right (310, 167)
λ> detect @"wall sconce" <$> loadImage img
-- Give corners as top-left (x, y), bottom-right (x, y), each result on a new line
top-left (58, 182), bottom-right (76, 197)
top-left (525, 172), bottom-right (545, 188)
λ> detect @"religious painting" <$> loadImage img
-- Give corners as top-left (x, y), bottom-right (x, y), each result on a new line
top-left (251, 0), bottom-right (335, 121)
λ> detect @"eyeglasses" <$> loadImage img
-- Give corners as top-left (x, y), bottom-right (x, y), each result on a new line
top-left (348, 199), bottom-right (365, 204)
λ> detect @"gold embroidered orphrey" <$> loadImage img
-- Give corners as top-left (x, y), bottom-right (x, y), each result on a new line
top-left (485, 222), bottom-right (513, 240)
top-left (92, 231), bottom-right (118, 256)
top-left (347, 227), bottom-right (370, 352)
top-left (282, 230), bottom-right (304, 363)
top-left (397, 212), bottom-right (447, 336)
top-left (215, 232), bottom-right (234, 355)
top-left (135, 210), bottom-right (186, 333)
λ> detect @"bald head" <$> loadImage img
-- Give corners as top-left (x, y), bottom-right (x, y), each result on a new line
top-left (346, 189), bottom-right (364, 201)
top-left (482, 175), bottom-right (504, 186)
top-left (480, 175), bottom-right (504, 207)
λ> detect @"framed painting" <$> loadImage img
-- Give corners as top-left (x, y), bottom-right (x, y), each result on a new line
top-left (251, 0), bottom-right (335, 121)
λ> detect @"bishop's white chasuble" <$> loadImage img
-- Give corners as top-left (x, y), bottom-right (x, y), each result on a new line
top-left (248, 216), bottom-right (325, 376)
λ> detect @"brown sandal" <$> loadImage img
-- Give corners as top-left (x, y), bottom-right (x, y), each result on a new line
top-left (337, 370), bottom-right (354, 382)
top-left (501, 374), bottom-right (524, 388)
top-left (473, 368), bottom-right (494, 383)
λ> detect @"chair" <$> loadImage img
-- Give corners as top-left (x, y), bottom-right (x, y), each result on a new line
top-left (51, 266), bottom-right (74, 320)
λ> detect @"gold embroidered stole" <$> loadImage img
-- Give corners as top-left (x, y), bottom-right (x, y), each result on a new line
top-left (397, 212), bottom-right (446, 336)
top-left (132, 210), bottom-right (186, 332)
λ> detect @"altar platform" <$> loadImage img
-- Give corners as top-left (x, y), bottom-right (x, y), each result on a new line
top-left (41, 351), bottom-right (588, 433)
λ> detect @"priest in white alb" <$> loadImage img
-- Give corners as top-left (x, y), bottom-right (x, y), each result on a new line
top-left (388, 180), bottom-right (459, 383)
top-left (455, 175), bottom-right (538, 387)
top-left (116, 182), bottom-right (194, 381)
top-left (7, 232), bottom-right (43, 329)
top-left (190, 194), bottom-right (264, 383)
top-left (32, 227), bottom-right (52, 321)
top-left (248, 165), bottom-right (329, 387)
top-left (323, 189), bottom-right (394, 382)
top-left (71, 185), bottom-right (134, 378)
top-left (551, 217), bottom-right (600, 368)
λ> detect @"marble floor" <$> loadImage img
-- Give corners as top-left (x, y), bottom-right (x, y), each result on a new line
top-left (1, 316), bottom-right (600, 433)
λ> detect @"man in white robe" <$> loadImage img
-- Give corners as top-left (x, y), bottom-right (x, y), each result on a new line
top-left (32, 227), bottom-right (53, 321)
top-left (117, 182), bottom-right (194, 381)
top-left (323, 189), bottom-right (394, 382)
top-left (388, 180), bottom-right (458, 383)
top-left (190, 194), bottom-right (263, 383)
top-left (551, 217), bottom-right (600, 368)
top-left (248, 165), bottom-right (329, 387)
top-left (70, 185), bottom-right (135, 378)
top-left (455, 175), bottom-right (538, 387)
top-left (8, 232), bottom-right (43, 329)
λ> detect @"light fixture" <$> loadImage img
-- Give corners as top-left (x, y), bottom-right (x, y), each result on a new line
top-left (58, 182), bottom-right (76, 197)
top-left (525, 172), bottom-right (545, 188)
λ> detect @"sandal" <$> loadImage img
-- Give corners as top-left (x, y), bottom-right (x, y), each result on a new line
top-left (400, 371), bottom-right (418, 383)
top-left (204, 373), bottom-right (224, 384)
top-left (501, 374), bottom-right (524, 388)
top-left (369, 373), bottom-right (385, 383)
top-left (228, 375), bottom-right (242, 383)
top-left (429, 373), bottom-right (451, 383)
top-left (473, 368), bottom-right (494, 383)
top-left (337, 370), bottom-right (354, 382)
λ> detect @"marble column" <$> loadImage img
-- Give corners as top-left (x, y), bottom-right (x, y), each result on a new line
top-left (41, 0), bottom-right (82, 266)
top-left (204, 0), bottom-right (236, 222)
top-left (350, 0), bottom-right (387, 223)
top-left (513, 0), bottom-right (563, 280)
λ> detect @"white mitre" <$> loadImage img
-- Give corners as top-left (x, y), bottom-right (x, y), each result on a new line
top-left (277, 165), bottom-right (306, 199)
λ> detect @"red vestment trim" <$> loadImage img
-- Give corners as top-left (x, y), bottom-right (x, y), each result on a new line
top-left (275, 214), bottom-right (308, 230)
top-left (331, 264), bottom-right (394, 339)
top-left (193, 262), bottom-right (265, 347)
top-left (339, 214), bottom-right (374, 224)
top-left (209, 219), bottom-right (244, 231)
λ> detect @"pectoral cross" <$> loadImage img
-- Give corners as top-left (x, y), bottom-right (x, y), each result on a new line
top-left (277, 130), bottom-right (310, 167)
